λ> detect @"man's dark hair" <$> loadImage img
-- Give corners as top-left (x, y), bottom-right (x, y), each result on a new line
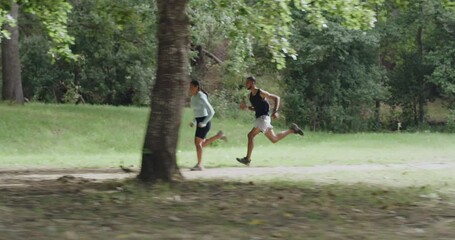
top-left (246, 76), bottom-right (256, 82)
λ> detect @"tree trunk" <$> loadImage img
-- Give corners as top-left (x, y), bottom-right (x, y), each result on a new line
top-left (138, 0), bottom-right (189, 182)
top-left (374, 5), bottom-right (381, 130)
top-left (1, 2), bottom-right (24, 104)
top-left (416, 26), bottom-right (425, 124)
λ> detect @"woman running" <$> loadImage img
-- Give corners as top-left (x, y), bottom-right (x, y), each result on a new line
top-left (189, 80), bottom-right (226, 171)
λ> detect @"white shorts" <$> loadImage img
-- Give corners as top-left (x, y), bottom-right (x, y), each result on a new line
top-left (254, 115), bottom-right (273, 133)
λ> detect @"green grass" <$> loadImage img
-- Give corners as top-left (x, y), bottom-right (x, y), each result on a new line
top-left (2, 103), bottom-right (455, 239)
top-left (1, 102), bottom-right (455, 169)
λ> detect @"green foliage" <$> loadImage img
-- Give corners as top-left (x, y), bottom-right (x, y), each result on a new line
top-left (380, 0), bottom-right (455, 127)
top-left (6, 0), bottom-right (455, 133)
top-left (0, 7), bottom-right (15, 40)
top-left (209, 88), bottom-right (252, 123)
top-left (187, 0), bottom-right (387, 130)
top-left (425, 10), bottom-right (455, 108)
top-left (283, 17), bottom-right (388, 132)
top-left (20, 35), bottom-right (73, 102)
top-left (189, 0), bottom-right (254, 75)
top-left (16, 0), bottom-right (76, 60)
top-left (66, 0), bottom-right (157, 105)
top-left (190, 0), bottom-right (383, 70)
top-left (19, 0), bottom-right (157, 105)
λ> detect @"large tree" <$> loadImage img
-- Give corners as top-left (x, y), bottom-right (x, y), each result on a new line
top-left (1, 1), bottom-right (22, 103)
top-left (138, 0), bottom-right (384, 182)
top-left (138, 0), bottom-right (189, 181)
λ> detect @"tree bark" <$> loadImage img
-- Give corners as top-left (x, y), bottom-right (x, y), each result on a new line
top-left (374, 5), bottom-right (381, 129)
top-left (416, 26), bottom-right (425, 124)
top-left (1, 2), bottom-right (24, 104)
top-left (138, 0), bottom-right (189, 182)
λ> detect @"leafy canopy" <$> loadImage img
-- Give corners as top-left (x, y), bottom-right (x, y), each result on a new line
top-left (193, 0), bottom-right (384, 69)
top-left (1, 0), bottom-right (76, 60)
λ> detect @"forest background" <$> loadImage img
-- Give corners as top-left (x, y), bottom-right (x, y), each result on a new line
top-left (1, 0), bottom-right (455, 133)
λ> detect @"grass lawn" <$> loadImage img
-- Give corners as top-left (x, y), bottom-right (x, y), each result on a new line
top-left (1, 103), bottom-right (455, 169)
top-left (1, 103), bottom-right (455, 239)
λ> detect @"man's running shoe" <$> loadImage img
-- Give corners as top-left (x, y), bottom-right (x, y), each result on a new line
top-left (290, 123), bottom-right (304, 136)
top-left (236, 157), bottom-right (251, 166)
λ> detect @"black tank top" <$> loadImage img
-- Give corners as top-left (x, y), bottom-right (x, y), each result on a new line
top-left (249, 89), bottom-right (269, 118)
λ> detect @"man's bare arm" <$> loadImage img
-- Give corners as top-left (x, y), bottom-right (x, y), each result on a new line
top-left (260, 90), bottom-right (280, 114)
top-left (240, 96), bottom-right (255, 111)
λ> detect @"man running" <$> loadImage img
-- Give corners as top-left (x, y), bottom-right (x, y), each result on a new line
top-left (237, 76), bottom-right (304, 166)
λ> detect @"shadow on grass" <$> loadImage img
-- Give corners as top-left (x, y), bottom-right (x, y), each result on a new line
top-left (1, 178), bottom-right (454, 239)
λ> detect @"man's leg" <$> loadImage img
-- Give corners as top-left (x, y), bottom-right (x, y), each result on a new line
top-left (264, 128), bottom-right (294, 143)
top-left (246, 128), bottom-right (261, 160)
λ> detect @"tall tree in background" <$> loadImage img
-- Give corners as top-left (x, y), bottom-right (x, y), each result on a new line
top-left (1, 1), bottom-right (23, 103)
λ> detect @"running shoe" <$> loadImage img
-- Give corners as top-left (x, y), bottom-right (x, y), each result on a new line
top-left (217, 131), bottom-right (228, 142)
top-left (190, 165), bottom-right (204, 171)
top-left (290, 123), bottom-right (304, 136)
top-left (236, 157), bottom-right (251, 166)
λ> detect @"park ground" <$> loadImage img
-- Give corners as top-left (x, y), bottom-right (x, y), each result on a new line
top-left (1, 103), bottom-right (455, 239)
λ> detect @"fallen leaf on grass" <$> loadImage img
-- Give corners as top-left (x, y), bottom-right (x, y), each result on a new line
top-left (166, 195), bottom-right (182, 202)
top-left (352, 208), bottom-right (363, 213)
top-left (169, 216), bottom-right (182, 222)
top-left (419, 193), bottom-right (441, 200)
top-left (248, 219), bottom-right (265, 225)
top-left (403, 228), bottom-right (426, 234)
top-left (271, 232), bottom-right (284, 238)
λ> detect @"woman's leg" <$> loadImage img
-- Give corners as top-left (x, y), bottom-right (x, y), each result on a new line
top-left (202, 131), bottom-right (226, 147)
top-left (194, 137), bottom-right (204, 167)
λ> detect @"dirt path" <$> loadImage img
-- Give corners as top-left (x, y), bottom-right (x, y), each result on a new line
top-left (1, 162), bottom-right (454, 187)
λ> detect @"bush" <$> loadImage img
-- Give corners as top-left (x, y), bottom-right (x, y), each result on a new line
top-left (444, 110), bottom-right (455, 133)
top-left (209, 89), bottom-right (251, 123)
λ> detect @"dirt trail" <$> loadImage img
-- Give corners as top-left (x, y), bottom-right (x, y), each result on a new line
top-left (1, 162), bottom-right (454, 187)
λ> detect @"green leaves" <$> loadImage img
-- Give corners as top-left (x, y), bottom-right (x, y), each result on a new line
top-left (0, 8), bottom-right (16, 40)
top-left (190, 0), bottom-right (383, 70)
top-left (0, 0), bottom-right (77, 60)
top-left (20, 0), bottom-right (76, 61)
top-left (283, 16), bottom-right (387, 131)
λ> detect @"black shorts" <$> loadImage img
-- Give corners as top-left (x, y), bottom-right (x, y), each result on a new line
top-left (195, 117), bottom-right (211, 139)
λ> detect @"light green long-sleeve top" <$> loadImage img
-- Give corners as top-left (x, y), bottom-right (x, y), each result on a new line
top-left (191, 91), bottom-right (215, 126)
